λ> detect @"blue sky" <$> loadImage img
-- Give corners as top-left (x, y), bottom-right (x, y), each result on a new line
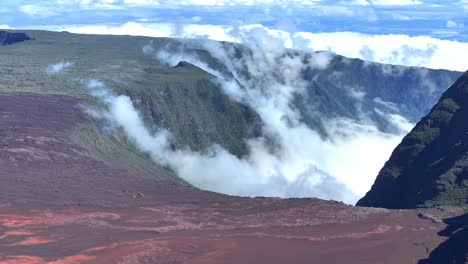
top-left (1, 0), bottom-right (466, 39)
top-left (1, 0), bottom-right (467, 70)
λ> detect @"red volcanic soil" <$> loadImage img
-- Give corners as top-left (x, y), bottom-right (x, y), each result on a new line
top-left (0, 93), bottom-right (460, 263)
top-left (0, 202), bottom-right (455, 264)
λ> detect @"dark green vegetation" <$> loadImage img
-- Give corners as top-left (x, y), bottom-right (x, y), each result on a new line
top-left (358, 72), bottom-right (468, 209)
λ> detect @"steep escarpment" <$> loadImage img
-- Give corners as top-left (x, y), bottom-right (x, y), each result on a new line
top-left (122, 61), bottom-right (262, 157)
top-left (0, 31), bottom-right (30, 46)
top-left (358, 71), bottom-right (468, 209)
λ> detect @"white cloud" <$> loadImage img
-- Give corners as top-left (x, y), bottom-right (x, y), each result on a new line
top-left (0, 7), bottom-right (13, 13)
top-left (343, 0), bottom-right (421, 5)
top-left (365, 0), bottom-right (422, 5)
top-left (316, 6), bottom-right (356, 16)
top-left (446, 20), bottom-right (458, 29)
top-left (46, 61), bottom-right (73, 75)
top-left (296, 31), bottom-right (467, 71)
top-left (107, 0), bottom-right (325, 6)
top-left (56, 22), bottom-right (174, 38)
top-left (191, 16), bottom-right (203, 22)
top-left (123, 0), bottom-right (160, 5)
top-left (0, 25), bottom-right (11, 29)
top-left (83, 26), bottom-right (426, 205)
top-left (86, 80), bottom-right (360, 203)
top-left (19, 5), bottom-right (61, 17)
top-left (101, 0), bottom-right (424, 7)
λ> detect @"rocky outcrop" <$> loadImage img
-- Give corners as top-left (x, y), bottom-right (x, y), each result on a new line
top-left (419, 213), bottom-right (468, 264)
top-left (0, 31), bottom-right (31, 46)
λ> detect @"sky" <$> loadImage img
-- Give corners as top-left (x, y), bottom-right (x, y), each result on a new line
top-left (1, 0), bottom-right (467, 70)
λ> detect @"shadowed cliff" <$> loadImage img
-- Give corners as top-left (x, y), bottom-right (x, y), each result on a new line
top-left (358, 71), bottom-right (468, 209)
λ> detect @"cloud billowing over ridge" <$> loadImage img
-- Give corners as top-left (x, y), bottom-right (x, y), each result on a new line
top-left (81, 27), bottom-right (421, 204)
top-left (20, 0), bottom-right (463, 206)
top-left (40, 22), bottom-right (468, 72)
top-left (86, 79), bottom-right (359, 203)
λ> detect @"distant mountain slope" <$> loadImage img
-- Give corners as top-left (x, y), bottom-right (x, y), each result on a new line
top-left (177, 40), bottom-right (461, 136)
top-left (358, 71), bottom-right (468, 208)
top-left (299, 55), bottom-right (460, 135)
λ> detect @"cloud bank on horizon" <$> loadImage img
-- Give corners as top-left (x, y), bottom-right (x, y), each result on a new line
top-left (33, 22), bottom-right (467, 72)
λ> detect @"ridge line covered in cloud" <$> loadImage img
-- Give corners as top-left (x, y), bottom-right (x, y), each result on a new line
top-left (80, 28), bottom-right (422, 204)
top-left (85, 79), bottom-right (359, 203)
top-left (40, 22), bottom-right (468, 71)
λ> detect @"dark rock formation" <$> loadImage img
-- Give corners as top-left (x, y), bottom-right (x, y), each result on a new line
top-left (0, 31), bottom-right (31, 46)
top-left (419, 213), bottom-right (468, 264)
top-left (358, 71), bottom-right (468, 209)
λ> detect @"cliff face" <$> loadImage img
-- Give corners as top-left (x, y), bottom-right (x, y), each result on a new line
top-left (0, 31), bottom-right (30, 46)
top-left (358, 71), bottom-right (468, 209)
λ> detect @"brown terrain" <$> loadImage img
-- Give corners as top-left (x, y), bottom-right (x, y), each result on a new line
top-left (0, 92), bottom-right (463, 263)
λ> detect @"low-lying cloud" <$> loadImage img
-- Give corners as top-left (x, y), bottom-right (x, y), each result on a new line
top-left (84, 28), bottom-right (418, 205)
top-left (86, 80), bottom-right (358, 203)
top-left (46, 61), bottom-right (73, 75)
